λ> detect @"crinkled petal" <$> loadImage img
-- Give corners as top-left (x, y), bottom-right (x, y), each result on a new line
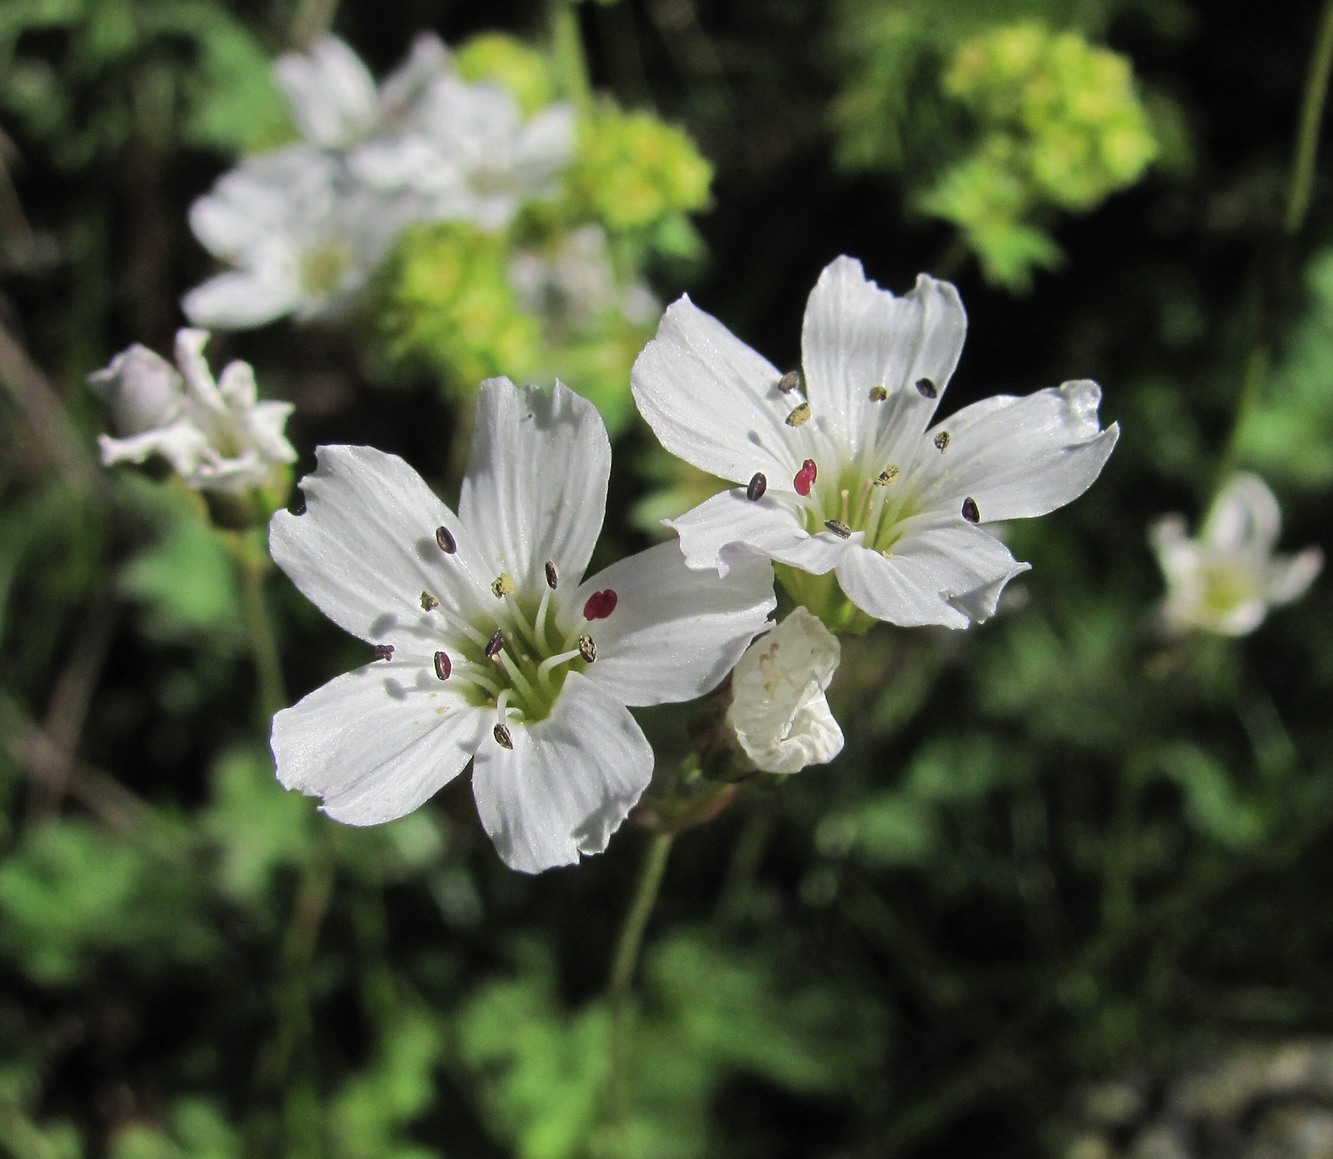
top-left (575, 540), bottom-right (775, 706)
top-left (458, 379), bottom-right (609, 586)
top-left (471, 674), bottom-right (652, 872)
top-left (1266, 547), bottom-right (1323, 605)
top-left (920, 380), bottom-right (1119, 522)
top-left (276, 36), bottom-right (379, 148)
top-left (270, 445), bottom-right (494, 644)
top-left (732, 682), bottom-right (844, 775)
top-left (98, 421), bottom-right (209, 474)
top-left (183, 271), bottom-right (299, 330)
top-left (835, 525), bottom-right (1030, 628)
top-left (666, 490), bottom-right (859, 577)
top-left (801, 257), bottom-right (966, 452)
top-left (632, 296), bottom-right (793, 483)
top-left (271, 659), bottom-right (485, 825)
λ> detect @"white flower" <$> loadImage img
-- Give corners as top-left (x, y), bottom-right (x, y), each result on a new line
top-left (269, 378), bottom-right (774, 873)
top-left (348, 74), bottom-right (575, 231)
top-left (631, 255), bottom-right (1120, 628)
top-left (1150, 473), bottom-right (1322, 636)
top-left (184, 146), bottom-right (406, 329)
top-left (726, 607), bottom-right (843, 774)
top-left (89, 329), bottom-right (295, 493)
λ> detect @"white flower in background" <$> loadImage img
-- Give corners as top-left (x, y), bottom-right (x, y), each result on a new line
top-left (276, 33), bottom-right (453, 150)
top-left (184, 146), bottom-right (405, 329)
top-left (89, 329), bottom-right (295, 493)
top-left (632, 255), bottom-right (1119, 628)
top-left (508, 225), bottom-right (659, 335)
top-left (269, 378), bottom-right (774, 873)
top-left (1150, 473), bottom-right (1322, 636)
top-left (348, 73), bottom-right (575, 231)
top-left (726, 606), bottom-right (843, 774)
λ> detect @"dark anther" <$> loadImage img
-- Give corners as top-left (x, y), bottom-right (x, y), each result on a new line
top-left (824, 519), bottom-right (852, 539)
top-left (435, 525), bottom-right (457, 553)
top-left (420, 591), bottom-right (439, 611)
top-left (578, 634), bottom-right (597, 663)
top-left (485, 629), bottom-right (505, 658)
top-left (433, 651), bottom-right (452, 680)
top-left (545, 560), bottom-right (559, 589)
top-left (961, 497), bottom-right (980, 523)
top-left (584, 590), bottom-right (619, 621)
top-left (785, 401), bottom-right (811, 427)
top-left (869, 385), bottom-right (888, 402)
top-left (915, 377), bottom-right (937, 399)
top-left (746, 472), bottom-right (767, 502)
top-left (778, 370), bottom-right (801, 393)
top-left (933, 431), bottom-right (950, 453)
top-left (372, 643), bottom-right (395, 661)
top-left (493, 722), bottom-right (514, 749)
top-left (793, 458), bottom-right (818, 497)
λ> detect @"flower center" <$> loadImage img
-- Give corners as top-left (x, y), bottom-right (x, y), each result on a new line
top-left (299, 241), bottom-right (354, 298)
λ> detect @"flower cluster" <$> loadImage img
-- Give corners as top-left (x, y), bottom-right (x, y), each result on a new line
top-left (184, 34), bottom-right (574, 330)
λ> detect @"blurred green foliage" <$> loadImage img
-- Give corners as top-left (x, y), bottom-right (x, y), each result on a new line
top-left (3, 1), bottom-right (1333, 1157)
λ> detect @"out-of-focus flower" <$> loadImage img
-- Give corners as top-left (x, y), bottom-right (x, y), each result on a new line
top-left (1150, 473), bottom-right (1322, 636)
top-left (726, 607), bottom-right (843, 774)
top-left (632, 254), bottom-right (1118, 630)
top-left (89, 329), bottom-right (295, 495)
top-left (269, 379), bottom-right (774, 873)
top-left (184, 147), bottom-right (405, 329)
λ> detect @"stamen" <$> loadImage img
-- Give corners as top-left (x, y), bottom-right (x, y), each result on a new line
top-left (824, 519), bottom-right (852, 539)
top-left (433, 650), bottom-right (452, 680)
top-left (584, 589), bottom-right (619, 621)
top-left (485, 629), bottom-right (505, 658)
top-left (372, 643), bottom-right (394, 661)
top-left (491, 572), bottom-right (515, 598)
top-left (420, 591), bottom-right (439, 612)
top-left (916, 377), bottom-right (938, 399)
top-left (778, 370), bottom-right (802, 393)
top-left (747, 472), bottom-right (767, 501)
top-left (875, 465), bottom-right (900, 486)
top-left (933, 431), bottom-right (951, 453)
top-left (537, 647), bottom-right (583, 684)
top-left (840, 488), bottom-right (850, 524)
top-left (578, 633), bottom-right (596, 663)
top-left (545, 560), bottom-right (559, 589)
top-left (793, 458), bottom-right (818, 497)
top-left (869, 385), bottom-right (888, 402)
top-left (493, 722), bottom-right (514, 749)
top-left (961, 497), bottom-right (981, 523)
top-left (785, 401), bottom-right (811, 427)
top-left (435, 525), bottom-right (457, 553)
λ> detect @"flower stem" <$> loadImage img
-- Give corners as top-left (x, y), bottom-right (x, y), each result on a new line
top-left (606, 829), bottom-right (674, 1127)
top-left (228, 530), bottom-right (287, 723)
top-left (551, 0), bottom-right (595, 116)
top-left (1286, 0), bottom-right (1333, 234)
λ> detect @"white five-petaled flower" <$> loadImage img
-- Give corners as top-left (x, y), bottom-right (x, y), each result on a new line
top-left (1150, 473), bottom-right (1322, 636)
top-left (631, 255), bottom-right (1120, 628)
top-left (269, 378), bottom-right (775, 873)
top-left (726, 606), bottom-right (843, 775)
top-left (89, 329), bottom-right (295, 493)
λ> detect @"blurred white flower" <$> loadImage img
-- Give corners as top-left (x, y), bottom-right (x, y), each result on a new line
top-left (89, 329), bottom-right (295, 494)
top-left (183, 146), bottom-right (405, 329)
top-left (1151, 473), bottom-right (1322, 636)
top-left (632, 255), bottom-right (1119, 628)
top-left (269, 379), bottom-right (774, 873)
top-left (726, 606), bottom-right (843, 774)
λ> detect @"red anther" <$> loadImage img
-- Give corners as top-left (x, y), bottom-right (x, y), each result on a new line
top-left (793, 459), bottom-right (818, 496)
top-left (583, 589), bottom-right (619, 620)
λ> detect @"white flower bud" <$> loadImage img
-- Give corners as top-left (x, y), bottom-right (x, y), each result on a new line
top-left (726, 606), bottom-right (844, 774)
top-left (87, 344), bottom-right (186, 436)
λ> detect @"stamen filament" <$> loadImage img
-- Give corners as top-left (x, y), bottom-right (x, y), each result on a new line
top-left (536, 648), bottom-right (583, 687)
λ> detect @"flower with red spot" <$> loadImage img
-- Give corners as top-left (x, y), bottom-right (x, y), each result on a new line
top-left (269, 377), bottom-right (774, 872)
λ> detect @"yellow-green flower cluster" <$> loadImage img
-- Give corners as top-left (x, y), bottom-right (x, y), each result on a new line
top-left (923, 23), bottom-right (1157, 288)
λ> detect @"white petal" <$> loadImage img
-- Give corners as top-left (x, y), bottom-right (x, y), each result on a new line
top-left (471, 674), bottom-right (652, 872)
top-left (246, 400), bottom-right (298, 465)
top-left (276, 36), bottom-right (379, 148)
top-left (270, 445), bottom-right (494, 644)
top-left (801, 257), bottom-right (966, 452)
top-left (98, 421), bottom-right (209, 474)
top-left (183, 272), bottom-right (298, 330)
top-left (1205, 473), bottom-right (1282, 553)
top-left (1266, 546), bottom-right (1323, 605)
top-left (575, 541), bottom-right (776, 706)
top-left (458, 379), bottom-right (609, 586)
top-left (271, 659), bottom-right (485, 825)
top-left (512, 103), bottom-right (576, 186)
top-left (666, 490), bottom-right (858, 577)
top-left (379, 33), bottom-right (453, 119)
top-left (835, 525), bottom-right (1029, 628)
top-left (921, 381), bottom-right (1119, 522)
top-left (631, 296), bottom-right (793, 483)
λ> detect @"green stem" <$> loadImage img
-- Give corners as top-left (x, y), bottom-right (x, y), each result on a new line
top-left (551, 0), bottom-right (595, 116)
top-left (1286, 0), bottom-right (1333, 234)
top-left (230, 531), bottom-right (287, 722)
top-left (606, 830), bottom-right (674, 1127)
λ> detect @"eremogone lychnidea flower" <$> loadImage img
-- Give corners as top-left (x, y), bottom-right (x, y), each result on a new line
top-left (269, 378), bottom-right (774, 872)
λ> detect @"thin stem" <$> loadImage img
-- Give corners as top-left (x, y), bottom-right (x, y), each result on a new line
top-left (1286, 0), bottom-right (1333, 234)
top-left (606, 830), bottom-right (675, 1127)
top-left (550, 0), bottom-right (595, 116)
top-left (230, 531), bottom-right (287, 722)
